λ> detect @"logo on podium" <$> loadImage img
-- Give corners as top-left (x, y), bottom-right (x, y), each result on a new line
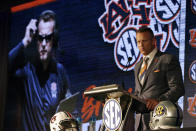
top-left (103, 99), bottom-right (122, 130)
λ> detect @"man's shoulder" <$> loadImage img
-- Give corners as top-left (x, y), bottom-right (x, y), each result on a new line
top-left (157, 51), bottom-right (178, 63)
top-left (56, 62), bottom-right (66, 71)
top-left (160, 51), bottom-right (173, 56)
top-left (56, 62), bottom-right (68, 74)
top-left (156, 50), bottom-right (175, 58)
top-left (56, 62), bottom-right (64, 68)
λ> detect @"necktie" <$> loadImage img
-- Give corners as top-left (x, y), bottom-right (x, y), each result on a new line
top-left (139, 57), bottom-right (149, 82)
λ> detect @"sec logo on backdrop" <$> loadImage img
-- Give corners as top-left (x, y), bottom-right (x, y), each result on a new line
top-left (153, 0), bottom-right (180, 24)
top-left (189, 60), bottom-right (196, 84)
top-left (114, 27), bottom-right (141, 71)
top-left (191, 0), bottom-right (196, 14)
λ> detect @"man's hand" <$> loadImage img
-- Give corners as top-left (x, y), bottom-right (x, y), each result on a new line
top-left (146, 99), bottom-right (159, 111)
top-left (22, 19), bottom-right (37, 48)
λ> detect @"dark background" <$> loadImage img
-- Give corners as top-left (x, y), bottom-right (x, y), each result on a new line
top-left (0, 1), bottom-right (34, 131)
top-left (1, 0), bottom-right (195, 131)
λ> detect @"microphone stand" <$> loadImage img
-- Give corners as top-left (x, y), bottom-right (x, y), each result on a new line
top-left (120, 57), bottom-right (136, 131)
top-left (110, 57), bottom-right (132, 89)
top-left (121, 57), bottom-right (132, 89)
top-left (120, 97), bottom-right (133, 130)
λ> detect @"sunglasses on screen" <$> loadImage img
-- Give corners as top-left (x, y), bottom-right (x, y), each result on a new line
top-left (37, 33), bottom-right (54, 43)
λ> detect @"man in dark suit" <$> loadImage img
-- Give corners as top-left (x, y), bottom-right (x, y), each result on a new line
top-left (133, 26), bottom-right (185, 131)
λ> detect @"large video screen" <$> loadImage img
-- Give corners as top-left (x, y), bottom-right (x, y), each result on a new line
top-left (5, 0), bottom-right (184, 131)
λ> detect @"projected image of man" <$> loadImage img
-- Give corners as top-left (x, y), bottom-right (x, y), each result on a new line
top-left (8, 10), bottom-right (70, 131)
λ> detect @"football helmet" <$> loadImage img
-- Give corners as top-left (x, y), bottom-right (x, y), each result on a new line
top-left (149, 101), bottom-right (183, 130)
top-left (50, 111), bottom-right (79, 131)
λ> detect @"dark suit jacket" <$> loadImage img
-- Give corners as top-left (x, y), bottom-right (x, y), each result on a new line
top-left (133, 50), bottom-right (185, 131)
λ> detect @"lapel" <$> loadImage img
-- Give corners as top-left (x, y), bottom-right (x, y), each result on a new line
top-left (135, 58), bottom-right (143, 89)
top-left (142, 51), bottom-right (161, 87)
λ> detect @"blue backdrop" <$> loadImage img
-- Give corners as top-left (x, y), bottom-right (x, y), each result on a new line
top-left (5, 0), bottom-right (183, 130)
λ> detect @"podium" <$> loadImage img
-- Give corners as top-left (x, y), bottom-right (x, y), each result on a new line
top-left (84, 84), bottom-right (149, 114)
top-left (84, 84), bottom-right (146, 131)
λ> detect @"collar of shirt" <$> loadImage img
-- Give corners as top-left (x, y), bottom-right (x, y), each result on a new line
top-left (142, 48), bottom-right (157, 68)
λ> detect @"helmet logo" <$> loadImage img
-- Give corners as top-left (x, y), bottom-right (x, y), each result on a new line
top-left (50, 115), bottom-right (56, 124)
top-left (155, 104), bottom-right (166, 116)
top-left (150, 101), bottom-right (183, 130)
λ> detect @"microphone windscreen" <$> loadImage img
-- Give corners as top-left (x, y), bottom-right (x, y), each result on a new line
top-left (128, 57), bottom-right (132, 62)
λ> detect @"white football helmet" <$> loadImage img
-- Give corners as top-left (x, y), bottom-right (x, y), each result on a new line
top-left (149, 101), bottom-right (183, 130)
top-left (50, 111), bottom-right (78, 131)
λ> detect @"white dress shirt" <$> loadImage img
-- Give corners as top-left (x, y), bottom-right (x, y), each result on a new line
top-left (139, 48), bottom-right (158, 85)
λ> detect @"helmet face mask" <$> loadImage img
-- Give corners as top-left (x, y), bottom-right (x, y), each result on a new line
top-left (50, 111), bottom-right (79, 131)
top-left (60, 119), bottom-right (78, 131)
top-left (149, 101), bottom-right (183, 130)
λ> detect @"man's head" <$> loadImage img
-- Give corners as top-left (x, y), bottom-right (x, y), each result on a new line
top-left (136, 26), bottom-right (156, 56)
top-left (36, 10), bottom-right (58, 62)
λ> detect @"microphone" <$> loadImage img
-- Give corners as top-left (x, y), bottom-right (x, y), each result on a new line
top-left (128, 57), bottom-right (133, 62)
top-left (121, 57), bottom-right (132, 89)
top-left (123, 57), bottom-right (132, 72)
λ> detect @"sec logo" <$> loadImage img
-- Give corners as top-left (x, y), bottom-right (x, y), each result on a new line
top-left (189, 60), bottom-right (196, 84)
top-left (153, 0), bottom-right (180, 24)
top-left (103, 99), bottom-right (122, 130)
top-left (191, 0), bottom-right (196, 14)
top-left (114, 27), bottom-right (141, 71)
